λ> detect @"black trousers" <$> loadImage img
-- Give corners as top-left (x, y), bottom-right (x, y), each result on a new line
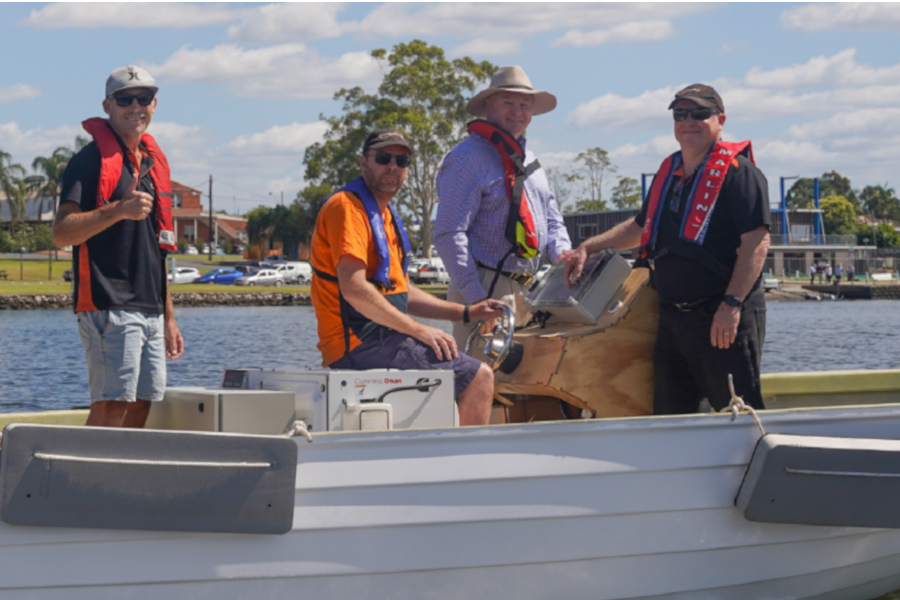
top-left (653, 293), bottom-right (766, 415)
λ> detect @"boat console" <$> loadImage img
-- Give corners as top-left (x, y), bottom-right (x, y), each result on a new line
top-left (147, 368), bottom-right (457, 436)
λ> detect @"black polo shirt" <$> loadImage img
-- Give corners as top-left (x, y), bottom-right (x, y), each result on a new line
top-left (635, 153), bottom-right (769, 305)
top-left (61, 138), bottom-right (166, 314)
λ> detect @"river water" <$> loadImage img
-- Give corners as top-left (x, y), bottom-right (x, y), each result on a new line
top-left (0, 300), bottom-right (898, 411)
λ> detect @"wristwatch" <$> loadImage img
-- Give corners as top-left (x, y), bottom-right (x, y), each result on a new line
top-left (723, 294), bottom-right (742, 309)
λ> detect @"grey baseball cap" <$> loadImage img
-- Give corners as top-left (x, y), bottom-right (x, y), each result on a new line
top-left (106, 65), bottom-right (158, 98)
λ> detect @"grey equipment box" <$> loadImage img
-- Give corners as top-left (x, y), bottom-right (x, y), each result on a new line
top-left (146, 387), bottom-right (296, 435)
top-left (737, 434), bottom-right (900, 528)
top-left (0, 423), bottom-right (297, 534)
top-left (221, 368), bottom-right (456, 432)
top-left (524, 249), bottom-right (632, 324)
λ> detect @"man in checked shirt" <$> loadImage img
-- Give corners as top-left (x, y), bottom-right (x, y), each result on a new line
top-left (435, 66), bottom-right (573, 348)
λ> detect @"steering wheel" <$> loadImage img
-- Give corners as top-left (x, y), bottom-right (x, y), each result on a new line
top-left (464, 304), bottom-right (515, 371)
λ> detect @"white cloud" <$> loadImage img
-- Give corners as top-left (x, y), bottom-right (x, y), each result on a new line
top-left (226, 122), bottom-right (328, 154)
top-left (787, 108), bottom-right (900, 142)
top-left (567, 86), bottom-right (679, 129)
top-left (569, 49), bottom-right (900, 130)
top-left (0, 122), bottom-right (81, 160)
top-left (226, 3), bottom-right (346, 42)
top-left (147, 122), bottom-right (206, 146)
top-left (744, 49), bottom-right (900, 89)
top-left (0, 84), bottom-right (41, 105)
top-left (554, 20), bottom-right (673, 48)
top-left (782, 3), bottom-right (900, 32)
top-left (450, 38), bottom-right (521, 58)
top-left (357, 3), bottom-right (706, 40)
top-left (146, 44), bottom-right (381, 99)
top-left (610, 135), bottom-right (679, 160)
top-left (24, 3), bottom-right (240, 29)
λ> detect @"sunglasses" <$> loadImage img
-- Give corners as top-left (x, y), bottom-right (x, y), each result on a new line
top-left (111, 91), bottom-right (156, 107)
top-left (672, 107), bottom-right (718, 122)
top-left (371, 151), bottom-right (411, 168)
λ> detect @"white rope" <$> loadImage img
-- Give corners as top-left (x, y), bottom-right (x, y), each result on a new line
top-left (286, 420), bottom-right (313, 443)
top-left (33, 453), bottom-right (271, 468)
top-left (720, 373), bottom-right (766, 437)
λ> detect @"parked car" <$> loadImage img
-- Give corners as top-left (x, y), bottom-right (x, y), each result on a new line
top-left (407, 260), bottom-right (428, 280)
top-left (185, 245), bottom-right (199, 255)
top-left (235, 269), bottom-right (284, 287)
top-left (168, 267), bottom-right (201, 284)
top-left (261, 255), bottom-right (289, 268)
top-left (193, 268), bottom-right (243, 285)
top-left (415, 262), bottom-right (451, 285)
top-left (275, 262), bottom-right (313, 283)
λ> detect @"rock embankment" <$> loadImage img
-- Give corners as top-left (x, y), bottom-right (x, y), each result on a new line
top-left (0, 292), bottom-right (315, 310)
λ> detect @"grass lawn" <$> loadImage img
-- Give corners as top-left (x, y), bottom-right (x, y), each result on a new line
top-left (0, 259), bottom-right (71, 285)
top-left (172, 283), bottom-right (312, 294)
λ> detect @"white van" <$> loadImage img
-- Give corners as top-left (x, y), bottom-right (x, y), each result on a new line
top-left (276, 262), bottom-right (313, 283)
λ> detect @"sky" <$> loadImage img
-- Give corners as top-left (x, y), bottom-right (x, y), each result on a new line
top-left (1, 2), bottom-right (899, 212)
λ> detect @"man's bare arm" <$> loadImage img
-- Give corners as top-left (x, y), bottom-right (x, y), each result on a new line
top-left (163, 284), bottom-right (184, 359)
top-left (564, 218), bottom-right (643, 286)
top-left (53, 191), bottom-right (154, 248)
top-left (407, 285), bottom-right (502, 323)
top-left (726, 226), bottom-right (770, 301)
top-left (337, 256), bottom-right (459, 360)
top-left (710, 226), bottom-right (770, 350)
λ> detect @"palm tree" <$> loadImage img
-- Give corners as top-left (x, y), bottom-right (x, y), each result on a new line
top-left (29, 145), bottom-right (75, 277)
top-left (30, 146), bottom-right (74, 224)
top-left (0, 150), bottom-right (27, 234)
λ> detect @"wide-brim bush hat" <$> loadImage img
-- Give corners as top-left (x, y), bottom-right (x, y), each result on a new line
top-left (466, 65), bottom-right (557, 117)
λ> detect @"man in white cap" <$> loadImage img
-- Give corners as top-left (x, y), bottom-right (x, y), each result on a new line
top-left (435, 65), bottom-right (572, 348)
top-left (53, 65), bottom-right (183, 428)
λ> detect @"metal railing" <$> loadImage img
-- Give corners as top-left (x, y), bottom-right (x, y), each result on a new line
top-left (768, 234), bottom-right (857, 247)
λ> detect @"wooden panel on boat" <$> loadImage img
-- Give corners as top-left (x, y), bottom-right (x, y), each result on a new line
top-left (0, 423), bottom-right (297, 535)
top-left (737, 433), bottom-right (900, 528)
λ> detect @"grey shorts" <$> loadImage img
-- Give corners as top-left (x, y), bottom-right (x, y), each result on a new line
top-left (77, 310), bottom-right (166, 404)
top-left (329, 328), bottom-right (482, 398)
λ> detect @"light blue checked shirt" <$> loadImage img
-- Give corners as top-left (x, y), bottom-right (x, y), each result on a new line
top-left (435, 133), bottom-right (572, 304)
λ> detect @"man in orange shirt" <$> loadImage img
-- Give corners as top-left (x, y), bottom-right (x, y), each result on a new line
top-left (310, 128), bottom-right (502, 426)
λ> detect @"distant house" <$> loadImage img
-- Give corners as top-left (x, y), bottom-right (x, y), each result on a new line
top-left (0, 196), bottom-right (56, 231)
top-left (0, 180), bottom-right (248, 252)
top-left (168, 181), bottom-right (248, 250)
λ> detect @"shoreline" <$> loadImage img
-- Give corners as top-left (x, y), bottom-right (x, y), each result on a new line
top-left (0, 291), bottom-right (453, 311)
top-left (2, 286), bottom-right (897, 311)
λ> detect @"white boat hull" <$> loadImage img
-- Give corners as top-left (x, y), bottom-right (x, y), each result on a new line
top-left (3, 404), bottom-right (900, 599)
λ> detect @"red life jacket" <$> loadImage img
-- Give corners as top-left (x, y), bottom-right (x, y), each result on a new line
top-left (640, 140), bottom-right (754, 260)
top-left (81, 118), bottom-right (177, 252)
top-left (467, 120), bottom-right (540, 261)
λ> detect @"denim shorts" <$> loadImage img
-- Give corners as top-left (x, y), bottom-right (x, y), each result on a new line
top-left (329, 328), bottom-right (482, 398)
top-left (77, 310), bottom-right (166, 404)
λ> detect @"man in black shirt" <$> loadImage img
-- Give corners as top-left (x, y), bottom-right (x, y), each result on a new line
top-left (54, 66), bottom-right (184, 428)
top-left (565, 84), bottom-right (770, 414)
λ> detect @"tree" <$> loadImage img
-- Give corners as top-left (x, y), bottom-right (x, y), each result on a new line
top-left (859, 184), bottom-right (900, 222)
top-left (0, 150), bottom-right (26, 231)
top-left (786, 171), bottom-right (858, 210)
top-left (819, 195), bottom-right (857, 235)
top-left (572, 147), bottom-right (616, 210)
top-left (29, 146), bottom-right (75, 218)
top-left (857, 222), bottom-right (900, 249)
top-left (610, 176), bottom-right (642, 210)
top-left (572, 198), bottom-right (609, 213)
top-left (544, 166), bottom-right (580, 213)
top-left (3, 177), bottom-right (30, 232)
top-left (304, 40), bottom-right (496, 258)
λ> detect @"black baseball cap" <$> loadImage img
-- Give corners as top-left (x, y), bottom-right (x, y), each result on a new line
top-left (363, 128), bottom-right (412, 153)
top-left (668, 84), bottom-right (724, 113)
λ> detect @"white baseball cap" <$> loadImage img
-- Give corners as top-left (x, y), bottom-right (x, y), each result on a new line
top-left (106, 65), bottom-right (158, 98)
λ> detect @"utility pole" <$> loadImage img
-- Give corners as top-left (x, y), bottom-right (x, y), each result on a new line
top-left (208, 175), bottom-right (214, 261)
top-left (281, 191), bottom-right (284, 207)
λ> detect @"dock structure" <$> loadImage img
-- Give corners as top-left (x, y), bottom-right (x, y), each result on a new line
top-left (804, 284), bottom-right (900, 300)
